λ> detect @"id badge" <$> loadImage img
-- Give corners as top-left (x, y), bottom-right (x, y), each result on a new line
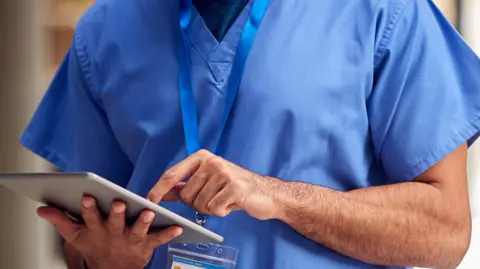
top-left (166, 243), bottom-right (238, 269)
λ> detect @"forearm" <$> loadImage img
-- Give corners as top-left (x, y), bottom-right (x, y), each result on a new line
top-left (273, 179), bottom-right (471, 269)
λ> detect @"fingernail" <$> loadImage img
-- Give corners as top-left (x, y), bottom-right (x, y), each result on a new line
top-left (83, 198), bottom-right (95, 208)
top-left (143, 211), bottom-right (155, 223)
top-left (113, 203), bottom-right (126, 213)
top-left (174, 228), bottom-right (183, 236)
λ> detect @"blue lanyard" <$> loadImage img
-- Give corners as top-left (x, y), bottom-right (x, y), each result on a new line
top-left (178, 0), bottom-right (270, 225)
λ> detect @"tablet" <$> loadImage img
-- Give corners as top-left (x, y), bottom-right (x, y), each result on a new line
top-left (0, 172), bottom-right (223, 244)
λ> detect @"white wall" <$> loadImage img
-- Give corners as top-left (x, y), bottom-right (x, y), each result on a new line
top-left (0, 0), bottom-right (66, 269)
top-left (458, 0), bottom-right (480, 268)
top-left (434, 0), bottom-right (458, 24)
top-left (462, 0), bottom-right (480, 217)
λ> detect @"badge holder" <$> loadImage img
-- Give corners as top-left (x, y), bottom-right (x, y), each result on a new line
top-left (166, 243), bottom-right (238, 269)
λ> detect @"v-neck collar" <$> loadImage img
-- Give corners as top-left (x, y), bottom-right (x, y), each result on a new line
top-left (186, 1), bottom-right (253, 82)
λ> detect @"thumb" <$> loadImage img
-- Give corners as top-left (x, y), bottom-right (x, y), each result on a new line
top-left (147, 225), bottom-right (183, 248)
top-left (37, 206), bottom-right (83, 243)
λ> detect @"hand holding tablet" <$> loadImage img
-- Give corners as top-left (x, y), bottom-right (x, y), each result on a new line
top-left (37, 195), bottom-right (184, 269)
top-left (0, 172), bottom-right (223, 244)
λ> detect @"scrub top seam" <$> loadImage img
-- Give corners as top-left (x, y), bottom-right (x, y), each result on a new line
top-left (370, 0), bottom-right (412, 161)
top-left (373, 0), bottom-right (412, 70)
top-left (187, 11), bottom-right (219, 60)
top-left (206, 0), bottom-right (252, 63)
top-left (397, 114), bottom-right (480, 183)
top-left (19, 133), bottom-right (70, 172)
top-left (185, 7), bottom-right (241, 83)
top-left (73, 30), bottom-right (103, 108)
top-left (184, 15), bottom-right (223, 82)
top-left (187, 32), bottom-right (223, 82)
top-left (185, 0), bottom-right (275, 83)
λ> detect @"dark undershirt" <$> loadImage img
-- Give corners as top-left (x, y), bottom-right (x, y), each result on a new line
top-left (192, 0), bottom-right (248, 41)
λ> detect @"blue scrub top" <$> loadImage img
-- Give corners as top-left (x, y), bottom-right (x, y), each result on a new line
top-left (21, 0), bottom-right (480, 268)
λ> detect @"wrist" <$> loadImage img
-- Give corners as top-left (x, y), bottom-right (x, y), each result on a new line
top-left (275, 190), bottom-right (294, 224)
top-left (260, 176), bottom-right (293, 222)
top-left (267, 179), bottom-right (315, 224)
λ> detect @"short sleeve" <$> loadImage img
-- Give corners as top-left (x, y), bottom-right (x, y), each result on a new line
top-left (20, 38), bottom-right (133, 187)
top-left (368, 0), bottom-right (480, 183)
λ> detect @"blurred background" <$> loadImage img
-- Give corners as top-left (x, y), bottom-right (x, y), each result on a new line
top-left (0, 0), bottom-right (478, 268)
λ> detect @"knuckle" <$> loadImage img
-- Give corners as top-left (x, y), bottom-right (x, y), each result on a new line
top-left (179, 189), bottom-right (192, 204)
top-left (218, 196), bottom-right (229, 206)
top-left (197, 149), bottom-right (211, 158)
top-left (206, 156), bottom-right (224, 169)
top-left (206, 202), bottom-right (227, 217)
top-left (192, 198), bottom-right (202, 210)
top-left (130, 237), bottom-right (142, 245)
top-left (147, 190), bottom-right (161, 202)
top-left (162, 170), bottom-right (176, 182)
top-left (193, 200), bottom-right (208, 214)
top-left (106, 224), bottom-right (123, 234)
top-left (131, 237), bottom-right (143, 245)
top-left (128, 233), bottom-right (144, 245)
top-left (225, 180), bottom-right (238, 190)
top-left (206, 202), bottom-right (217, 213)
top-left (216, 210), bottom-right (228, 218)
top-left (218, 171), bottom-right (232, 181)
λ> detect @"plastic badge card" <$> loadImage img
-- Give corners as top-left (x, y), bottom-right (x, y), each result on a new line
top-left (167, 243), bottom-right (238, 269)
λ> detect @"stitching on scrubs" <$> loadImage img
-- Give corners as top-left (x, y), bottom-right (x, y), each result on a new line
top-left (20, 133), bottom-right (70, 172)
top-left (401, 115), bottom-right (480, 183)
top-left (188, 11), bottom-right (218, 59)
top-left (186, 3), bottom-right (247, 83)
top-left (206, 0), bottom-right (276, 65)
top-left (73, 31), bottom-right (136, 170)
top-left (184, 13), bottom-right (221, 82)
top-left (73, 31), bottom-right (103, 108)
top-left (204, 2), bottom-right (251, 60)
top-left (370, 0), bottom-right (414, 159)
top-left (186, 0), bottom-right (276, 83)
top-left (373, 0), bottom-right (411, 70)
